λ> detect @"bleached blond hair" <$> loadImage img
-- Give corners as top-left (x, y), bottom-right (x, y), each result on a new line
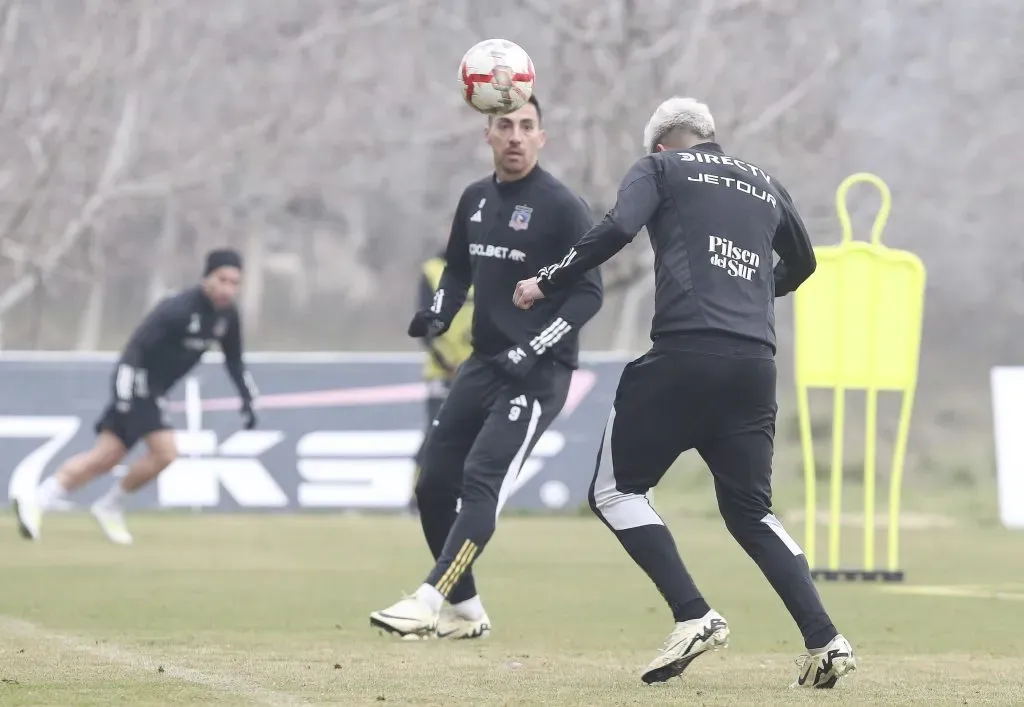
top-left (642, 97), bottom-right (716, 154)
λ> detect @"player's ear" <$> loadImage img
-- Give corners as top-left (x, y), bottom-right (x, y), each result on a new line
top-left (654, 144), bottom-right (666, 153)
top-left (537, 128), bottom-right (547, 149)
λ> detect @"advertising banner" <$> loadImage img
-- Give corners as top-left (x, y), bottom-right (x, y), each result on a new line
top-left (0, 352), bottom-right (630, 514)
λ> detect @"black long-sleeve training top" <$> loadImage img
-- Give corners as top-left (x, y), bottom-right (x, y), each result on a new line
top-left (113, 285), bottom-right (258, 404)
top-left (432, 164), bottom-right (604, 369)
top-left (535, 142), bottom-right (816, 353)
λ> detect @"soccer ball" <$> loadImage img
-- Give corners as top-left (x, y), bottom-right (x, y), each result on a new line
top-left (458, 39), bottom-right (535, 116)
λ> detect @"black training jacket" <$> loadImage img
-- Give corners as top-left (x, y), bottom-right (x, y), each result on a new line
top-left (112, 286), bottom-right (257, 403)
top-left (433, 164), bottom-right (604, 369)
top-left (535, 142), bottom-right (815, 353)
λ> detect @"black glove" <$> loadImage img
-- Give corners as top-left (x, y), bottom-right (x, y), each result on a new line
top-left (240, 400), bottom-right (258, 430)
top-left (407, 309), bottom-right (450, 339)
top-left (491, 343), bottom-right (539, 380)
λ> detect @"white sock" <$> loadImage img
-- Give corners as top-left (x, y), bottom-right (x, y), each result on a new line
top-left (451, 595), bottom-right (485, 621)
top-left (414, 584), bottom-right (444, 613)
top-left (95, 482), bottom-right (128, 511)
top-left (36, 476), bottom-right (67, 509)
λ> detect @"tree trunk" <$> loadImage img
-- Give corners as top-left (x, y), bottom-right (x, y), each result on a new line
top-left (76, 228), bottom-right (106, 350)
top-left (149, 191), bottom-right (179, 306)
top-left (241, 226), bottom-right (264, 336)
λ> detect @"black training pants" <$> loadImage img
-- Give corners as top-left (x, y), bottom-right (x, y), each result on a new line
top-left (589, 335), bottom-right (836, 647)
top-left (416, 353), bottom-right (571, 603)
top-left (409, 379), bottom-right (452, 514)
top-left (414, 378), bottom-right (452, 468)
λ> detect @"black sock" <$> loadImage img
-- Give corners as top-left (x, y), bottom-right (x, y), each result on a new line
top-left (676, 598), bottom-right (712, 622)
top-left (723, 513), bottom-right (839, 650)
top-left (614, 524), bottom-right (707, 622)
top-left (806, 625), bottom-right (839, 651)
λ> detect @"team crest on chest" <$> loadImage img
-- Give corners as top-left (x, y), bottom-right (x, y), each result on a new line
top-left (509, 204), bottom-right (533, 231)
top-left (213, 318), bottom-right (228, 338)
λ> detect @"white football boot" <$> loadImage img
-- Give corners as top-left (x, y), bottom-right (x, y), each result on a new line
top-left (12, 496), bottom-right (42, 541)
top-left (435, 603), bottom-right (491, 640)
top-left (370, 595), bottom-right (439, 640)
top-left (90, 502), bottom-right (133, 545)
top-left (641, 609), bottom-right (730, 684)
top-left (792, 634), bottom-right (857, 688)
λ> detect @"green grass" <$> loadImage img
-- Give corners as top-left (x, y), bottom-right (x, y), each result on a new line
top-left (1, 504), bottom-right (1024, 705)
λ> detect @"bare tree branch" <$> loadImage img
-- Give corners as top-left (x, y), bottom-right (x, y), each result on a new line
top-left (733, 44), bottom-right (842, 144)
top-left (292, 0), bottom-right (424, 50)
top-left (0, 0), bottom-right (1015, 406)
top-left (518, 0), bottom-right (606, 44)
top-left (0, 0), bottom-right (22, 114)
top-left (0, 90), bottom-right (139, 315)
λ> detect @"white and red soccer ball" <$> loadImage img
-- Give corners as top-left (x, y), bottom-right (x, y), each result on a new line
top-left (458, 39), bottom-right (535, 115)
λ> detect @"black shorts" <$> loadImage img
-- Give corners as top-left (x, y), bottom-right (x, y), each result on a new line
top-left (94, 396), bottom-right (170, 450)
top-left (590, 334), bottom-right (777, 531)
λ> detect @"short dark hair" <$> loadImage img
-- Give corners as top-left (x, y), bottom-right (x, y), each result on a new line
top-left (488, 94), bottom-right (542, 125)
top-left (203, 248), bottom-right (243, 276)
top-left (528, 95), bottom-right (542, 125)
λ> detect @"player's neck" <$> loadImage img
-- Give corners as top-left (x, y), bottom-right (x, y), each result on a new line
top-left (494, 160), bottom-right (539, 185)
top-left (197, 284), bottom-right (218, 310)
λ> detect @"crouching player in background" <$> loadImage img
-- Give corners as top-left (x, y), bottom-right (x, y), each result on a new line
top-left (12, 249), bottom-right (259, 545)
top-left (409, 248), bottom-right (474, 516)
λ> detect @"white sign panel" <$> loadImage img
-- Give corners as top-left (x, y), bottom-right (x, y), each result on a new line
top-left (991, 366), bottom-right (1024, 529)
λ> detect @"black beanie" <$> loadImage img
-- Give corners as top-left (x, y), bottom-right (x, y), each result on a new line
top-left (203, 248), bottom-right (243, 276)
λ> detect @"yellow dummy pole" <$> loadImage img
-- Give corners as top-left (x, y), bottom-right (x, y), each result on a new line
top-left (796, 172), bottom-right (924, 581)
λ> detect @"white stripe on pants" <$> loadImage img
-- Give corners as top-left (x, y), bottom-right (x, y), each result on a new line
top-left (494, 399), bottom-right (543, 520)
top-left (590, 405), bottom-right (665, 530)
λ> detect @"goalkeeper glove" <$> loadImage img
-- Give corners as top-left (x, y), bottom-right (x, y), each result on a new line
top-left (491, 343), bottom-right (539, 380)
top-left (240, 400), bottom-right (258, 430)
top-left (407, 310), bottom-right (450, 339)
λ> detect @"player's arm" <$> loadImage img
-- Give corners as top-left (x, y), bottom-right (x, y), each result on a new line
top-left (417, 271), bottom-right (434, 315)
top-left (771, 184), bottom-right (817, 297)
top-left (409, 192), bottom-right (473, 338)
top-left (417, 269), bottom-right (456, 373)
top-left (493, 194), bottom-right (606, 378)
top-left (415, 270), bottom-right (436, 349)
top-left (535, 156), bottom-right (660, 296)
top-left (115, 296), bottom-right (182, 405)
top-left (221, 311), bottom-right (259, 428)
top-left (433, 194), bottom-right (473, 324)
top-left (527, 196), bottom-right (604, 357)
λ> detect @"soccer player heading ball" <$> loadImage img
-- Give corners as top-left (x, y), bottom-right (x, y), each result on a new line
top-left (12, 249), bottom-right (259, 546)
top-left (514, 97), bottom-right (857, 689)
top-left (370, 94), bottom-right (604, 641)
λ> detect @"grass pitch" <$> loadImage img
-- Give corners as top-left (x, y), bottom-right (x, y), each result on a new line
top-left (1, 509), bottom-right (1023, 706)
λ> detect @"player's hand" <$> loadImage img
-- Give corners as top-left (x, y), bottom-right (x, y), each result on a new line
top-left (240, 401), bottom-right (258, 430)
top-left (513, 278), bottom-right (545, 310)
top-left (407, 310), bottom-right (450, 339)
top-left (491, 343), bottom-right (538, 380)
